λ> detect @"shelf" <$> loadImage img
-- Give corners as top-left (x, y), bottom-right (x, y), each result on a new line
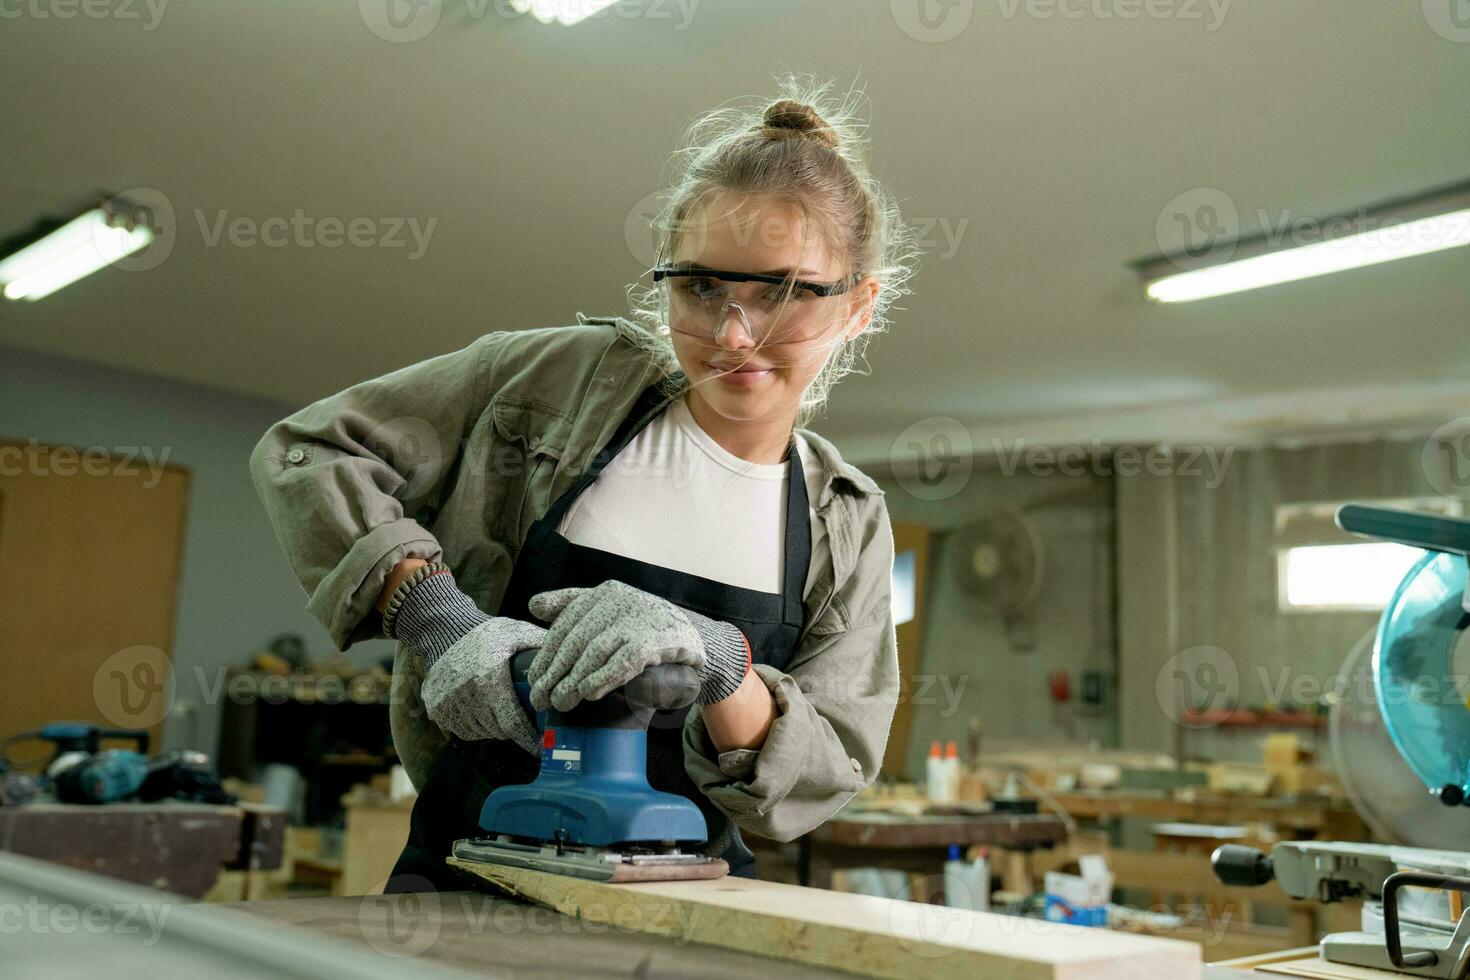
top-left (1179, 709), bottom-right (1325, 730)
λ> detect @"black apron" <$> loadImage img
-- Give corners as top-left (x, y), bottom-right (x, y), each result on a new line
top-left (386, 383), bottom-right (811, 892)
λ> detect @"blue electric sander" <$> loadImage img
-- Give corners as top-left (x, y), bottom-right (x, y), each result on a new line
top-left (450, 649), bottom-right (728, 882)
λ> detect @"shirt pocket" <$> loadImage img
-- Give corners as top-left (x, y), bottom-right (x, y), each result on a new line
top-left (488, 393), bottom-right (575, 544)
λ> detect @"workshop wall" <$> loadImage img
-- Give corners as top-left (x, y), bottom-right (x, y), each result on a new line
top-left (1117, 436), bottom-right (1452, 764)
top-left (0, 345), bottom-right (396, 756)
top-left (871, 435), bottom-right (1452, 780)
top-left (870, 462), bottom-right (1117, 780)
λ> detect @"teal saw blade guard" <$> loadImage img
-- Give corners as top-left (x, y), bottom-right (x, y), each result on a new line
top-left (1338, 504), bottom-right (1470, 807)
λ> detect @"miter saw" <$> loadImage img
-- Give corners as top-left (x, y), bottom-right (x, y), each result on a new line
top-left (1213, 504), bottom-right (1470, 977)
top-left (451, 650), bottom-right (728, 883)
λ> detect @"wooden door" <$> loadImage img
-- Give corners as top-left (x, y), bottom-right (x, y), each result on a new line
top-left (883, 521), bottom-right (931, 777)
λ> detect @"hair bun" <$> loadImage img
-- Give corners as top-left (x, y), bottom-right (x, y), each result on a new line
top-left (762, 99), bottom-right (839, 149)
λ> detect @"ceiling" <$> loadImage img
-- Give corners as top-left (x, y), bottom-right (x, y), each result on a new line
top-left (3, 1), bottom-right (1467, 465)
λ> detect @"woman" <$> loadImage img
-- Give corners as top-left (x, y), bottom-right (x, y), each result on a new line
top-left (250, 75), bottom-right (918, 890)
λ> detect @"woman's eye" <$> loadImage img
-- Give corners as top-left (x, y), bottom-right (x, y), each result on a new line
top-left (686, 278), bottom-right (721, 300)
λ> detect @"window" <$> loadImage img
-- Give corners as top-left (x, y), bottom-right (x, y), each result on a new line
top-left (1279, 542), bottom-right (1425, 610)
top-left (1274, 497), bottom-right (1461, 612)
top-left (892, 548), bottom-right (916, 626)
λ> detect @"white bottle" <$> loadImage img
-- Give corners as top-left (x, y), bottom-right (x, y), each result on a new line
top-left (943, 845), bottom-right (991, 911)
top-left (926, 742), bottom-right (946, 803)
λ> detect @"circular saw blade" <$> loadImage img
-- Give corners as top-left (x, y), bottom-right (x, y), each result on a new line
top-left (1330, 628), bottom-right (1469, 849)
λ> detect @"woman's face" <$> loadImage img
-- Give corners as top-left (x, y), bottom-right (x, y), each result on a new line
top-left (667, 192), bottom-right (876, 426)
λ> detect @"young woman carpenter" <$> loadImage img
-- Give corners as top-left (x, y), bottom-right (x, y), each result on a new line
top-left (251, 76), bottom-right (918, 889)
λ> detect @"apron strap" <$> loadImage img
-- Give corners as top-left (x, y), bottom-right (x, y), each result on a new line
top-left (782, 437), bottom-right (812, 623)
top-left (530, 382), bottom-right (673, 546)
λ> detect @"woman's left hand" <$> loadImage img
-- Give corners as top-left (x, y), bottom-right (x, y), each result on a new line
top-left (526, 580), bottom-right (706, 712)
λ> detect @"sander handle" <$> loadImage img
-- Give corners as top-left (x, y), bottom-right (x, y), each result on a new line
top-left (508, 648), bottom-right (700, 730)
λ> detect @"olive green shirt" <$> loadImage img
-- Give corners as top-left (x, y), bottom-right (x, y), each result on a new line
top-left (249, 313), bottom-right (899, 843)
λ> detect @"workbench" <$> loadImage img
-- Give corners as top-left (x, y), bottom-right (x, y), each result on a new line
top-left (0, 800), bottom-right (285, 897)
top-left (796, 810), bottom-right (1068, 889)
top-left (1050, 791), bottom-right (1365, 839)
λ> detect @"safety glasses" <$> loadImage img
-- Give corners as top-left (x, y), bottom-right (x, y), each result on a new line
top-left (651, 263), bottom-right (860, 346)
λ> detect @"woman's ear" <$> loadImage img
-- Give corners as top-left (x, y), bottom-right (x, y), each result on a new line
top-left (844, 276), bottom-right (880, 341)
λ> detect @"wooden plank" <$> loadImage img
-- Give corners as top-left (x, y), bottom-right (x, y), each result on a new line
top-left (1255, 956), bottom-right (1405, 979)
top-left (233, 893), bottom-right (840, 978)
top-left (448, 857), bottom-right (1203, 979)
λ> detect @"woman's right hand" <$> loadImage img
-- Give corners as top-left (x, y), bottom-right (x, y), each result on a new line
top-left (383, 563), bottom-right (545, 754)
top-left (420, 617), bottom-right (546, 754)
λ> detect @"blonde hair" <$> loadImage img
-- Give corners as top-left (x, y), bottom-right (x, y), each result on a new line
top-left (624, 72), bottom-right (921, 426)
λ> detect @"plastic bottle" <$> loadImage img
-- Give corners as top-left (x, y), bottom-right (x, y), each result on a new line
top-left (943, 740), bottom-right (961, 802)
top-left (943, 844), bottom-right (991, 911)
top-left (926, 741), bottom-right (946, 803)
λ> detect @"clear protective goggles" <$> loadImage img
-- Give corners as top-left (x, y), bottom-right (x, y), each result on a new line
top-left (652, 262), bottom-right (860, 346)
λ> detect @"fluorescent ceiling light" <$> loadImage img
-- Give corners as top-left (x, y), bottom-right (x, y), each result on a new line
top-left (0, 207), bottom-right (152, 302)
top-left (1136, 182), bottom-right (1470, 303)
top-left (508, 0), bottom-right (617, 25)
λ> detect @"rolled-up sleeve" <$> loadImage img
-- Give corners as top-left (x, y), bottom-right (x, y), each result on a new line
top-left (248, 333), bottom-right (503, 650)
top-left (682, 496), bottom-right (899, 842)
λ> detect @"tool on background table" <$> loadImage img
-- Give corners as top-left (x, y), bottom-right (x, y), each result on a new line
top-left (451, 649), bottom-right (728, 883)
top-left (0, 723), bottom-right (152, 804)
top-left (0, 723), bottom-right (234, 806)
top-left (1211, 505), bottom-right (1470, 977)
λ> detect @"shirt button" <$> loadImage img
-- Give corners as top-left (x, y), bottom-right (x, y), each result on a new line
top-left (286, 448), bottom-right (306, 464)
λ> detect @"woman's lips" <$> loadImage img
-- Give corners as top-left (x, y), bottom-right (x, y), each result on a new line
top-left (707, 361), bottom-right (773, 385)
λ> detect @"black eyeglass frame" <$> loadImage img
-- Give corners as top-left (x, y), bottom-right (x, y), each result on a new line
top-left (651, 263), bottom-right (860, 298)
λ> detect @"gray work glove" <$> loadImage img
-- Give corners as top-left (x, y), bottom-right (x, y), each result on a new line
top-left (526, 580), bottom-right (750, 713)
top-left (420, 618), bottom-right (544, 755)
top-left (386, 567), bottom-right (545, 754)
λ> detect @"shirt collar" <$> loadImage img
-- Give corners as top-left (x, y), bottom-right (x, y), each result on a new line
top-left (797, 427), bottom-right (885, 506)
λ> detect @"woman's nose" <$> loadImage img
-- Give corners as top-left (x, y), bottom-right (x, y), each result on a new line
top-left (714, 301), bottom-right (758, 348)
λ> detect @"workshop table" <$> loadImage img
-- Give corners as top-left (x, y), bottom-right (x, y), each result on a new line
top-left (0, 801), bottom-right (284, 897)
top-left (1203, 946), bottom-right (1336, 977)
top-left (1050, 790), bottom-right (1365, 839)
top-left (796, 810), bottom-right (1069, 891)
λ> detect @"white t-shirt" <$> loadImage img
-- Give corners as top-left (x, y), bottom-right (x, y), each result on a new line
top-left (555, 394), bottom-right (827, 599)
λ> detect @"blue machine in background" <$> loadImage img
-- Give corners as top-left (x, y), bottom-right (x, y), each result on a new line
top-left (1337, 504), bottom-right (1470, 810)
